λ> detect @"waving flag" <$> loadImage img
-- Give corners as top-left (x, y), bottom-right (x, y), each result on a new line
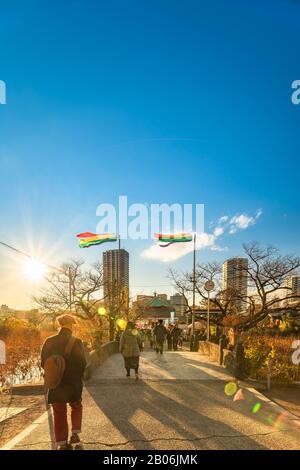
top-left (76, 232), bottom-right (117, 248)
top-left (154, 233), bottom-right (193, 248)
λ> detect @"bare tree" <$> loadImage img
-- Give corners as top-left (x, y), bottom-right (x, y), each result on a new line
top-left (34, 260), bottom-right (105, 324)
top-left (237, 243), bottom-right (300, 331)
top-left (168, 268), bottom-right (194, 318)
top-left (128, 297), bottom-right (154, 323)
top-left (170, 243), bottom-right (300, 331)
top-left (169, 262), bottom-right (241, 325)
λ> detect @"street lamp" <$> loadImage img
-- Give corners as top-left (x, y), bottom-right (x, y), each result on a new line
top-left (204, 280), bottom-right (215, 341)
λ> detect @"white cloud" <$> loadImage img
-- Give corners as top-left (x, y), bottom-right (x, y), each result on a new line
top-left (218, 215), bottom-right (229, 224)
top-left (141, 240), bottom-right (193, 262)
top-left (211, 245), bottom-right (228, 252)
top-left (141, 232), bottom-right (220, 262)
top-left (141, 209), bottom-right (262, 263)
top-left (229, 209), bottom-right (262, 233)
top-left (213, 226), bottom-right (224, 237)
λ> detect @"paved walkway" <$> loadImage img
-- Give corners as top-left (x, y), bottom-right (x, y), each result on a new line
top-left (4, 350), bottom-right (300, 450)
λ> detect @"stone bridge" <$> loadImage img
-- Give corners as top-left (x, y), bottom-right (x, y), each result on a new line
top-left (3, 348), bottom-right (300, 450)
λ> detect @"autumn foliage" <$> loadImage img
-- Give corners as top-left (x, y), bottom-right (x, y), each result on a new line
top-left (0, 318), bottom-right (45, 390)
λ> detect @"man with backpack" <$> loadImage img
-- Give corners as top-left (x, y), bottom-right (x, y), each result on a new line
top-left (41, 314), bottom-right (87, 450)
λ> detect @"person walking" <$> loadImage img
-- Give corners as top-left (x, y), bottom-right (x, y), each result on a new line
top-left (119, 322), bottom-right (142, 379)
top-left (171, 323), bottom-right (181, 351)
top-left (150, 322), bottom-right (156, 349)
top-left (41, 314), bottom-right (87, 450)
top-left (154, 319), bottom-right (167, 354)
top-left (167, 325), bottom-right (173, 350)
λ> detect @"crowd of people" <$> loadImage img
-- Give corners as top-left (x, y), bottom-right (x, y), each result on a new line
top-left (149, 320), bottom-right (185, 353)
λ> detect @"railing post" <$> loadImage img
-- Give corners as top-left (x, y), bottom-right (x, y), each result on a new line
top-left (267, 356), bottom-right (272, 391)
top-left (219, 338), bottom-right (223, 365)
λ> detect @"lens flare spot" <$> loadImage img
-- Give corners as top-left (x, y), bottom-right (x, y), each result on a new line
top-left (116, 318), bottom-right (127, 330)
top-left (98, 307), bottom-right (106, 316)
top-left (252, 402), bottom-right (261, 414)
top-left (233, 388), bottom-right (245, 402)
top-left (224, 382), bottom-right (238, 396)
top-left (274, 414), bottom-right (287, 431)
top-left (266, 414), bottom-right (275, 425)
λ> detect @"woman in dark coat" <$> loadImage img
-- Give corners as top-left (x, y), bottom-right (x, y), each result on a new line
top-left (119, 322), bottom-right (142, 379)
top-left (41, 314), bottom-right (86, 450)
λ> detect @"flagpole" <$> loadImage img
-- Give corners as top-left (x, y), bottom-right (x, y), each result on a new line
top-left (68, 266), bottom-right (72, 312)
top-left (192, 233), bottom-right (196, 338)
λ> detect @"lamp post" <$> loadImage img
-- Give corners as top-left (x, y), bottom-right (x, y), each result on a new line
top-left (192, 233), bottom-right (196, 336)
top-left (204, 280), bottom-right (215, 342)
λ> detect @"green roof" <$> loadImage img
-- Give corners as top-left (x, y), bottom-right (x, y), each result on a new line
top-left (145, 297), bottom-right (171, 308)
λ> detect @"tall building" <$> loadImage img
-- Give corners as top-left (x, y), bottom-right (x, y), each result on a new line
top-left (222, 257), bottom-right (248, 312)
top-left (103, 249), bottom-right (129, 306)
top-left (285, 275), bottom-right (300, 297)
top-left (170, 293), bottom-right (186, 318)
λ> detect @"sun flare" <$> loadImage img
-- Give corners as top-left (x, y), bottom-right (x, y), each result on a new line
top-left (22, 258), bottom-right (47, 282)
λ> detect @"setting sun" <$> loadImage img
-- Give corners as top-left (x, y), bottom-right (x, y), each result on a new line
top-left (22, 258), bottom-right (47, 282)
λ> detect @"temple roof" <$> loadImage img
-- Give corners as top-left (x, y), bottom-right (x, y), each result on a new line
top-left (145, 296), bottom-right (171, 309)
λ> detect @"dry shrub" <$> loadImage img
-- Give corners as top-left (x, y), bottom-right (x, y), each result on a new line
top-left (0, 318), bottom-right (42, 390)
top-left (0, 316), bottom-right (109, 391)
top-left (243, 334), bottom-right (300, 383)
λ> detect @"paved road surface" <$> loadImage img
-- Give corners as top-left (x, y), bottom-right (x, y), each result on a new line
top-left (6, 350), bottom-right (300, 450)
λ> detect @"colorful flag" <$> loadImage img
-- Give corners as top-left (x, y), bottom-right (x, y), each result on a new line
top-left (76, 232), bottom-right (117, 248)
top-left (154, 233), bottom-right (193, 247)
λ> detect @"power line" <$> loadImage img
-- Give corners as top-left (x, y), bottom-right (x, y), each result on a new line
top-left (131, 284), bottom-right (170, 287)
top-left (0, 240), bottom-right (32, 259)
top-left (0, 240), bottom-right (61, 273)
top-left (0, 241), bottom-right (173, 285)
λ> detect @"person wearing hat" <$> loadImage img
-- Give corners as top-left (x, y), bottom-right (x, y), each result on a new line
top-left (41, 314), bottom-right (87, 450)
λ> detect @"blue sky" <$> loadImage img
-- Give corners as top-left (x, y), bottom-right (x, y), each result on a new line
top-left (0, 0), bottom-right (299, 307)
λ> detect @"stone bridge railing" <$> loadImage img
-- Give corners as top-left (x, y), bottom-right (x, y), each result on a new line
top-left (198, 340), bottom-right (222, 364)
top-left (198, 340), bottom-right (240, 378)
top-left (85, 341), bottom-right (119, 380)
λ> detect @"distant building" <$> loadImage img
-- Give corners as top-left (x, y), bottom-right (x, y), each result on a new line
top-left (170, 293), bottom-right (186, 319)
top-left (103, 249), bottom-right (129, 306)
top-left (136, 293), bottom-right (168, 304)
top-left (142, 294), bottom-right (173, 321)
top-left (0, 304), bottom-right (11, 316)
top-left (222, 257), bottom-right (248, 312)
top-left (285, 275), bottom-right (300, 297)
top-left (0, 304), bottom-right (16, 318)
top-left (0, 305), bottom-right (42, 322)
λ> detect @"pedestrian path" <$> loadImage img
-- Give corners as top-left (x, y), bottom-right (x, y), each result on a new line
top-left (3, 350), bottom-right (300, 450)
top-left (92, 349), bottom-right (233, 382)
